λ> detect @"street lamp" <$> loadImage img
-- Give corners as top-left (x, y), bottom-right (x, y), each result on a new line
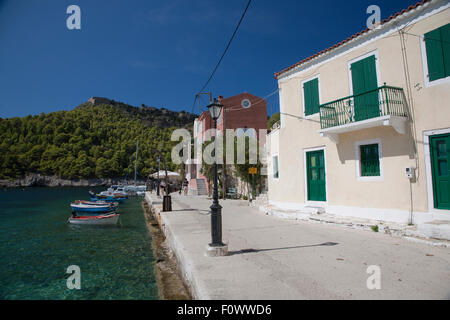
top-left (206, 98), bottom-right (228, 257)
top-left (156, 155), bottom-right (160, 197)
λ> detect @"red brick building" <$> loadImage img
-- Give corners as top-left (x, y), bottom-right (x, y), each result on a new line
top-left (187, 92), bottom-right (267, 195)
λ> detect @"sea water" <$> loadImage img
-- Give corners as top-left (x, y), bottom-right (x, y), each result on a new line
top-left (0, 187), bottom-right (158, 299)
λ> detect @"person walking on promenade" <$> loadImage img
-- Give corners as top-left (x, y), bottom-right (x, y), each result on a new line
top-left (160, 180), bottom-right (166, 196)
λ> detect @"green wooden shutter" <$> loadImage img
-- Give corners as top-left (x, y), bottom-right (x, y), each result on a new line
top-left (303, 78), bottom-right (319, 116)
top-left (351, 55), bottom-right (379, 121)
top-left (310, 78), bottom-right (319, 114)
top-left (441, 24), bottom-right (450, 77)
top-left (303, 81), bottom-right (312, 116)
top-left (362, 56), bottom-right (379, 119)
top-left (425, 27), bottom-right (445, 81)
top-left (360, 144), bottom-right (380, 176)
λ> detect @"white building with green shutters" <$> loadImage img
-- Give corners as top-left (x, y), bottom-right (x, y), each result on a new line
top-left (266, 0), bottom-right (450, 238)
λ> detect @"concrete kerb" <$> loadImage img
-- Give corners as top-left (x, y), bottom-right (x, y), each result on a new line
top-left (144, 192), bottom-right (207, 299)
top-left (143, 192), bottom-right (450, 300)
top-left (160, 214), bottom-right (206, 299)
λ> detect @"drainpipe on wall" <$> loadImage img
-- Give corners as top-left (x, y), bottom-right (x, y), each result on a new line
top-left (399, 27), bottom-right (420, 225)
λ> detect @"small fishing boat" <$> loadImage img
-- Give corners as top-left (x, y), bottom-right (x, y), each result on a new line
top-left (74, 200), bottom-right (119, 207)
top-left (89, 191), bottom-right (126, 203)
top-left (98, 187), bottom-right (128, 198)
top-left (70, 202), bottom-right (118, 213)
top-left (68, 213), bottom-right (120, 225)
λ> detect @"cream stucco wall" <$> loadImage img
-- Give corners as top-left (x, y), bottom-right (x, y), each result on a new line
top-left (269, 1), bottom-right (450, 223)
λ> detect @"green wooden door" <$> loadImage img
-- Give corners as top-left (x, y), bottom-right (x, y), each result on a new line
top-left (306, 150), bottom-right (326, 201)
top-left (351, 55), bottom-right (380, 121)
top-left (430, 134), bottom-right (450, 210)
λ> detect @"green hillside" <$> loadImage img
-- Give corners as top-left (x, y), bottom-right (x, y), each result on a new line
top-left (0, 100), bottom-right (197, 180)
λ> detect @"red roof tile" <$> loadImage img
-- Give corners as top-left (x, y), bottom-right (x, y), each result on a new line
top-left (274, 0), bottom-right (430, 79)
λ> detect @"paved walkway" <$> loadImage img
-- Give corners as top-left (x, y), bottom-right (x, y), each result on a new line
top-left (148, 193), bottom-right (450, 299)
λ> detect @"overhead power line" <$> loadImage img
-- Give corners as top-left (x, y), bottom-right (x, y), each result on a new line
top-left (191, 0), bottom-right (253, 113)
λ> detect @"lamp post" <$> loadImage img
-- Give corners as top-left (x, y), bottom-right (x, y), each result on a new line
top-left (206, 98), bottom-right (228, 256)
top-left (156, 155), bottom-right (160, 197)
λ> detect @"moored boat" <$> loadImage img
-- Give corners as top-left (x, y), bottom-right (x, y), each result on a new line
top-left (89, 191), bottom-right (126, 203)
top-left (74, 200), bottom-right (119, 207)
top-left (98, 187), bottom-right (128, 198)
top-left (68, 213), bottom-right (120, 225)
top-left (70, 202), bottom-right (118, 213)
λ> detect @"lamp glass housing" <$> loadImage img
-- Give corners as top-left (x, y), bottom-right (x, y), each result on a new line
top-left (207, 99), bottom-right (223, 120)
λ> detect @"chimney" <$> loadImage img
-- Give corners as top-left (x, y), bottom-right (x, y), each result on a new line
top-left (218, 95), bottom-right (224, 103)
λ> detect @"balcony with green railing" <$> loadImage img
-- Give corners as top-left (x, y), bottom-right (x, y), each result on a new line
top-left (318, 84), bottom-right (408, 143)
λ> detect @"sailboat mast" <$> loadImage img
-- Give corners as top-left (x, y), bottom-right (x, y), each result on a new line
top-left (134, 140), bottom-right (139, 185)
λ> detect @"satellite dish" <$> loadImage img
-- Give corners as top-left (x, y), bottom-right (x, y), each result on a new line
top-left (241, 99), bottom-right (251, 108)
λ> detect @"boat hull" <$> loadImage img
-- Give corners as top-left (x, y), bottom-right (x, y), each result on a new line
top-left (68, 214), bottom-right (120, 225)
top-left (75, 200), bottom-right (119, 207)
top-left (70, 204), bottom-right (116, 213)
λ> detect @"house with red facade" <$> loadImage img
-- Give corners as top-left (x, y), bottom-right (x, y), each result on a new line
top-left (186, 92), bottom-right (267, 196)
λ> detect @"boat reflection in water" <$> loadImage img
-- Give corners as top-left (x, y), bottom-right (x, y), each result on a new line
top-left (68, 212), bottom-right (120, 225)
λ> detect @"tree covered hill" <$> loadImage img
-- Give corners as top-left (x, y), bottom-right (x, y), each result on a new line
top-left (0, 99), bottom-right (197, 181)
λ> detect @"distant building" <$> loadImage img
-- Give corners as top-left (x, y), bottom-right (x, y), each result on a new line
top-left (88, 97), bottom-right (114, 106)
top-left (186, 92), bottom-right (267, 196)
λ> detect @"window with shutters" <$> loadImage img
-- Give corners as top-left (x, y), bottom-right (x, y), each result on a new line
top-left (302, 76), bottom-right (320, 116)
top-left (360, 144), bottom-right (380, 177)
top-left (272, 155), bottom-right (279, 179)
top-left (355, 139), bottom-right (383, 181)
top-left (424, 23), bottom-right (450, 82)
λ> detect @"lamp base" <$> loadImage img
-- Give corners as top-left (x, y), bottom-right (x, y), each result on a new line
top-left (206, 243), bottom-right (228, 257)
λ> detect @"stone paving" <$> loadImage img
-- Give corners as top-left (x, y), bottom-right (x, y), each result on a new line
top-left (146, 192), bottom-right (450, 299)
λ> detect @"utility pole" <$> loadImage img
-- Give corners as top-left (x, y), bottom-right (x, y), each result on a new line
top-left (157, 155), bottom-right (160, 197)
top-left (134, 140), bottom-right (139, 186)
top-left (197, 92), bottom-right (212, 113)
top-left (197, 92), bottom-right (213, 196)
top-left (222, 99), bottom-right (226, 200)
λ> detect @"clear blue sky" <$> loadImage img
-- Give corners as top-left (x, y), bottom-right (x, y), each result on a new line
top-left (0, 0), bottom-right (416, 118)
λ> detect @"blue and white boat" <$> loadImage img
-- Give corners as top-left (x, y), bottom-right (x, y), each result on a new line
top-left (75, 200), bottom-right (119, 207)
top-left (70, 202), bottom-right (117, 213)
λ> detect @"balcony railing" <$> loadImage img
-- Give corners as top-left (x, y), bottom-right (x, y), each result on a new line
top-left (319, 85), bottom-right (408, 130)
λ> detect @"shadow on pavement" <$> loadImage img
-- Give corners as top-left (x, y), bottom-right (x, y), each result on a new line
top-left (227, 242), bottom-right (339, 256)
top-left (171, 208), bottom-right (210, 215)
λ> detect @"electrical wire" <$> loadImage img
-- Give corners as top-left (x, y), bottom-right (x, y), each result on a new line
top-left (192, 0), bottom-right (253, 112)
top-left (402, 30), bottom-right (450, 44)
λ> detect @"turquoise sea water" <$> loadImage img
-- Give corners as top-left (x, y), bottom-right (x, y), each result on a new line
top-left (0, 187), bottom-right (158, 299)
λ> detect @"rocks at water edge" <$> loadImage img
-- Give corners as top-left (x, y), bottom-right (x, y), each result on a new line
top-left (0, 173), bottom-right (146, 188)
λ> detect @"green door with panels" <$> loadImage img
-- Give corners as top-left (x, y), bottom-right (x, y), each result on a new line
top-left (306, 150), bottom-right (326, 201)
top-left (351, 55), bottom-right (380, 121)
top-left (430, 134), bottom-right (450, 210)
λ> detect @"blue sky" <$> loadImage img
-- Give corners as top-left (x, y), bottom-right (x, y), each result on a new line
top-left (0, 0), bottom-right (416, 118)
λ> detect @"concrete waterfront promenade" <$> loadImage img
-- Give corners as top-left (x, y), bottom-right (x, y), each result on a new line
top-left (145, 192), bottom-right (450, 299)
